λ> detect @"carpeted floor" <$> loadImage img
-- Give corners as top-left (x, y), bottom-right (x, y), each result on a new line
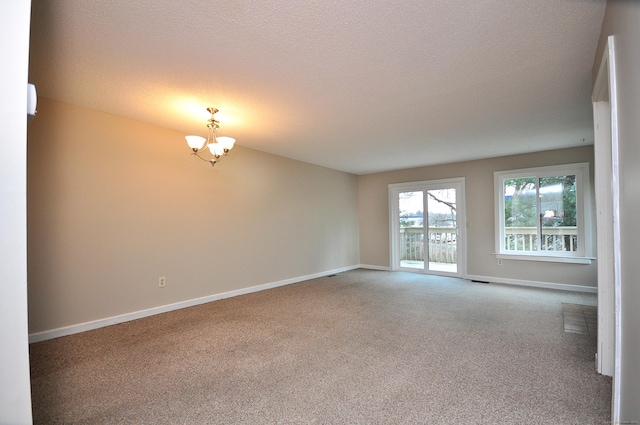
top-left (29, 269), bottom-right (612, 424)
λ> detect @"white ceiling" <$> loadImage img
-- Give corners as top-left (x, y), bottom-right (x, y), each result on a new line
top-left (29, 0), bottom-right (606, 175)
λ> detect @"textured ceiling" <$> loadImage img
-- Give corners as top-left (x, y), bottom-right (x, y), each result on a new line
top-left (29, 0), bottom-right (606, 174)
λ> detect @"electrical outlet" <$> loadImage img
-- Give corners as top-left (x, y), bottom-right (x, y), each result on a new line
top-left (498, 259), bottom-right (503, 266)
top-left (159, 276), bottom-right (166, 288)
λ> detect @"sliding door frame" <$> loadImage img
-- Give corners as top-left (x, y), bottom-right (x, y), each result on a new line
top-left (389, 177), bottom-right (466, 277)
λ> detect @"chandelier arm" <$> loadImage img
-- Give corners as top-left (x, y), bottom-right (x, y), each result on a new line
top-left (193, 152), bottom-right (219, 167)
top-left (209, 121), bottom-right (218, 145)
top-left (192, 152), bottom-right (211, 162)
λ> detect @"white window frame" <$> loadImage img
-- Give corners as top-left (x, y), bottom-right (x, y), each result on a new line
top-left (494, 163), bottom-right (593, 264)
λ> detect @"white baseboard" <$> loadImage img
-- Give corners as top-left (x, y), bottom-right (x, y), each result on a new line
top-left (357, 266), bottom-right (596, 294)
top-left (357, 267), bottom-right (595, 293)
top-left (29, 265), bottom-right (360, 344)
top-left (358, 264), bottom-right (391, 271)
top-left (465, 274), bottom-right (597, 293)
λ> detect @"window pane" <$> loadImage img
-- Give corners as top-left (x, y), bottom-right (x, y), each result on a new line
top-left (427, 188), bottom-right (457, 273)
top-left (504, 177), bottom-right (537, 251)
top-left (399, 191), bottom-right (424, 268)
top-left (539, 175), bottom-right (577, 252)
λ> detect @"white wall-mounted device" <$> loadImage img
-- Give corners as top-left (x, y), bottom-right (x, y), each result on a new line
top-left (27, 83), bottom-right (37, 123)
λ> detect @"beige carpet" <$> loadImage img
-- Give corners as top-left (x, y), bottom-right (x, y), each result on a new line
top-left (30, 269), bottom-right (611, 424)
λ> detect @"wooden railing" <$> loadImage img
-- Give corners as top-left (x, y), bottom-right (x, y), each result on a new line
top-left (400, 226), bottom-right (578, 263)
top-left (400, 227), bottom-right (456, 263)
top-left (504, 226), bottom-right (578, 252)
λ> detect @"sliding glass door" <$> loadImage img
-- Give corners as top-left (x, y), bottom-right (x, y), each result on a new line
top-left (390, 178), bottom-right (465, 276)
top-left (398, 190), bottom-right (425, 269)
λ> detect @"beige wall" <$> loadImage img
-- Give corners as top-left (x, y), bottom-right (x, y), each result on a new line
top-left (27, 98), bottom-right (359, 334)
top-left (358, 146), bottom-right (596, 287)
top-left (27, 99), bottom-right (600, 341)
top-left (595, 1), bottom-right (640, 421)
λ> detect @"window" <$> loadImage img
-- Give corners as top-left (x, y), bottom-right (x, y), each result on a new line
top-left (494, 163), bottom-right (593, 264)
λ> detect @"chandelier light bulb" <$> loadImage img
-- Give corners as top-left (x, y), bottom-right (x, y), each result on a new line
top-left (209, 143), bottom-right (226, 156)
top-left (185, 135), bottom-right (206, 151)
top-left (185, 107), bottom-right (236, 167)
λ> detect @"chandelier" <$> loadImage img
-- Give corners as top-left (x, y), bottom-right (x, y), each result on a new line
top-left (185, 107), bottom-right (236, 166)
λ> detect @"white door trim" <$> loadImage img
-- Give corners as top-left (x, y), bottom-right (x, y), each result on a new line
top-left (592, 34), bottom-right (621, 423)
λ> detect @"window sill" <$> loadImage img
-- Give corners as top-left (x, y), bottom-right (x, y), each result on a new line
top-left (495, 253), bottom-right (594, 265)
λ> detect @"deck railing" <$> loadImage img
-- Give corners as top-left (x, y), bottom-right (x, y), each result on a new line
top-left (504, 226), bottom-right (578, 252)
top-left (400, 227), bottom-right (456, 263)
top-left (400, 226), bottom-right (578, 263)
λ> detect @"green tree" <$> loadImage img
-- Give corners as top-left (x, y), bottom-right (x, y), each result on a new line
top-left (399, 211), bottom-right (419, 228)
top-left (504, 177), bottom-right (536, 227)
top-left (539, 175), bottom-right (576, 227)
